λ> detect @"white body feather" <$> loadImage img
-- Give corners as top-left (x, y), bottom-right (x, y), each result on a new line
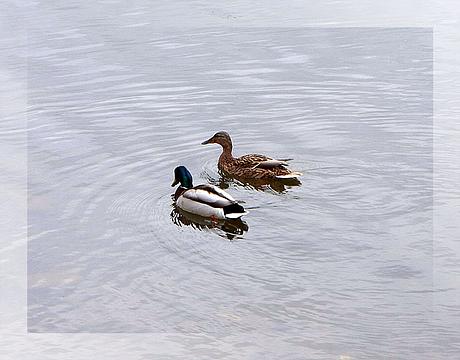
top-left (176, 196), bottom-right (226, 219)
top-left (275, 171), bottom-right (303, 179)
top-left (252, 159), bottom-right (290, 169)
top-left (176, 185), bottom-right (247, 220)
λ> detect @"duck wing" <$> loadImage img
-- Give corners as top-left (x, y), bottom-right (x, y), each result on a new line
top-left (183, 184), bottom-right (235, 207)
top-left (236, 154), bottom-right (292, 169)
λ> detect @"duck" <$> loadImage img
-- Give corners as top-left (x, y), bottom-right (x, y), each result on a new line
top-left (201, 131), bottom-right (303, 180)
top-left (171, 166), bottom-right (248, 220)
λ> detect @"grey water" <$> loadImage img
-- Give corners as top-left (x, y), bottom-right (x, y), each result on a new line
top-left (12, 4), bottom-right (456, 357)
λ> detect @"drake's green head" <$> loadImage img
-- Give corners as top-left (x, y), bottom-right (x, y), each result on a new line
top-left (171, 166), bottom-right (193, 188)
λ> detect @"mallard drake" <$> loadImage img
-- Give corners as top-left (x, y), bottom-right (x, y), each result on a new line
top-left (201, 131), bottom-right (303, 180)
top-left (171, 166), bottom-right (248, 220)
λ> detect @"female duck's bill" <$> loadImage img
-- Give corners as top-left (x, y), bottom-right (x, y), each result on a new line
top-left (171, 166), bottom-right (248, 220)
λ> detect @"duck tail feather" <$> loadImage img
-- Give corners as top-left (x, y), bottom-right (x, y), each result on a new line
top-left (275, 172), bottom-right (303, 179)
top-left (223, 203), bottom-right (248, 218)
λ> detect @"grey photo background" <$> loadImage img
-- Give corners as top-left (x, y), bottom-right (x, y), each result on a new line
top-left (2, 1), bottom-right (460, 360)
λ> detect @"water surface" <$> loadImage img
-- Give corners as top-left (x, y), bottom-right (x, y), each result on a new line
top-left (26, 24), bottom-right (437, 358)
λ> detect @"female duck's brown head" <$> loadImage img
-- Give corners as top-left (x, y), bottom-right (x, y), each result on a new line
top-left (201, 131), bottom-right (232, 151)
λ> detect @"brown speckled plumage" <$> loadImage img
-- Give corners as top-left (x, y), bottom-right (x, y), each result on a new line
top-left (202, 131), bottom-right (302, 180)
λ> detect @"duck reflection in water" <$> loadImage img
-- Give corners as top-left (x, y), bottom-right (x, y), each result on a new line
top-left (170, 204), bottom-right (249, 240)
top-left (205, 171), bottom-right (302, 194)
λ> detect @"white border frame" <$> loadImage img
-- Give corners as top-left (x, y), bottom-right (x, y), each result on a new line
top-left (1, 1), bottom-right (459, 358)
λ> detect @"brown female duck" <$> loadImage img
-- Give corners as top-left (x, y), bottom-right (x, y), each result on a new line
top-left (201, 131), bottom-right (302, 180)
